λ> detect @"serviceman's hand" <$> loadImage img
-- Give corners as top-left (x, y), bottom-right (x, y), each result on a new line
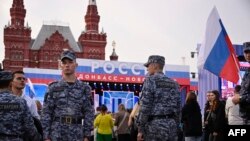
top-left (232, 94), bottom-right (240, 104)
top-left (83, 137), bottom-right (89, 141)
top-left (44, 139), bottom-right (51, 141)
top-left (204, 121), bottom-right (208, 125)
top-left (137, 132), bottom-right (144, 141)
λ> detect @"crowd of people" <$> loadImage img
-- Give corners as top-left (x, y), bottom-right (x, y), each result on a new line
top-left (0, 43), bottom-right (250, 141)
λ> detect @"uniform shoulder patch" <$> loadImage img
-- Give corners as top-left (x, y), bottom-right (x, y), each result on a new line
top-left (52, 87), bottom-right (64, 92)
top-left (155, 80), bottom-right (176, 88)
top-left (49, 81), bottom-right (64, 92)
top-left (0, 103), bottom-right (21, 111)
top-left (155, 80), bottom-right (168, 88)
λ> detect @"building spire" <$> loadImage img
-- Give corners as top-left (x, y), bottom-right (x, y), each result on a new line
top-left (78, 0), bottom-right (107, 60)
top-left (10, 0), bottom-right (26, 27)
top-left (85, 0), bottom-right (100, 33)
top-left (89, 0), bottom-right (96, 5)
top-left (110, 41), bottom-right (118, 61)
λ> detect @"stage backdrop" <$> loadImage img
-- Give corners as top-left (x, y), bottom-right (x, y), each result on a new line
top-left (24, 58), bottom-right (192, 109)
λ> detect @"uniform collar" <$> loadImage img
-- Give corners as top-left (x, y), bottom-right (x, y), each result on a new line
top-left (60, 78), bottom-right (82, 87)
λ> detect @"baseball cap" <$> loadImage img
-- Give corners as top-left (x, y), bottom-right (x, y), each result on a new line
top-left (0, 71), bottom-right (13, 82)
top-left (144, 55), bottom-right (165, 67)
top-left (60, 50), bottom-right (76, 61)
top-left (243, 42), bottom-right (250, 53)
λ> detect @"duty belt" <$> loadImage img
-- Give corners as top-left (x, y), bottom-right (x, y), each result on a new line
top-left (148, 114), bottom-right (174, 121)
top-left (54, 116), bottom-right (83, 124)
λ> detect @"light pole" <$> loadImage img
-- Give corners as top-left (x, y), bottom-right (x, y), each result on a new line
top-left (191, 51), bottom-right (198, 58)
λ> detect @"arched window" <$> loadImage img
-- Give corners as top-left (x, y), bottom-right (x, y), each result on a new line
top-left (19, 51), bottom-right (23, 60)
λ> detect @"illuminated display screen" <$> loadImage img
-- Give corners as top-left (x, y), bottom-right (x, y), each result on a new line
top-left (102, 91), bottom-right (139, 113)
top-left (221, 62), bottom-right (249, 98)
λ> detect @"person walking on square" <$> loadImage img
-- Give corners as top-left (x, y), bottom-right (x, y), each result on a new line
top-left (233, 42), bottom-right (250, 125)
top-left (206, 90), bottom-right (227, 141)
top-left (41, 50), bottom-right (95, 141)
top-left (203, 92), bottom-right (212, 141)
top-left (0, 71), bottom-right (40, 141)
top-left (11, 70), bottom-right (40, 119)
top-left (114, 104), bottom-right (130, 141)
top-left (225, 85), bottom-right (243, 125)
top-left (137, 55), bottom-right (181, 141)
top-left (181, 91), bottom-right (202, 141)
top-left (11, 70), bottom-right (43, 141)
top-left (94, 105), bottom-right (114, 141)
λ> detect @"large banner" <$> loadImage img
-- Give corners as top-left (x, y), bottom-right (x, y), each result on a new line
top-left (24, 59), bottom-right (190, 85)
top-left (76, 59), bottom-right (146, 83)
top-left (23, 59), bottom-right (191, 104)
top-left (76, 59), bottom-right (190, 84)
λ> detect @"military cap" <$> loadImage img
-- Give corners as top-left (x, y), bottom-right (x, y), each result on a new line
top-left (60, 50), bottom-right (76, 61)
top-left (144, 55), bottom-right (165, 67)
top-left (243, 42), bottom-right (250, 53)
top-left (0, 71), bottom-right (12, 81)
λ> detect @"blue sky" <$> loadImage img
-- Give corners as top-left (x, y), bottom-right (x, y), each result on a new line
top-left (0, 0), bottom-right (250, 73)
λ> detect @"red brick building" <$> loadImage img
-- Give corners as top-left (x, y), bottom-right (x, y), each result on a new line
top-left (2, 0), bottom-right (117, 71)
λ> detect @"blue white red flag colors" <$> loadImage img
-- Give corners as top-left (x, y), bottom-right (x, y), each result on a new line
top-left (198, 7), bottom-right (239, 83)
top-left (27, 78), bottom-right (36, 98)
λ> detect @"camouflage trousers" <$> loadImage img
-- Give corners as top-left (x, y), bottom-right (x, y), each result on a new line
top-left (143, 118), bottom-right (178, 141)
top-left (50, 122), bottom-right (84, 141)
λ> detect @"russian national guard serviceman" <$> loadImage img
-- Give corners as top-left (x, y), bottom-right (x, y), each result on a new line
top-left (137, 55), bottom-right (181, 141)
top-left (233, 43), bottom-right (250, 125)
top-left (41, 50), bottom-right (95, 141)
top-left (0, 71), bottom-right (40, 141)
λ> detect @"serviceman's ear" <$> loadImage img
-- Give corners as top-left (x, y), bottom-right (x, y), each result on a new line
top-left (152, 63), bottom-right (157, 69)
top-left (76, 62), bottom-right (78, 67)
top-left (9, 81), bottom-right (13, 88)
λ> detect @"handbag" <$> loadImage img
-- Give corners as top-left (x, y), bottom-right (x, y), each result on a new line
top-left (204, 110), bottom-right (212, 129)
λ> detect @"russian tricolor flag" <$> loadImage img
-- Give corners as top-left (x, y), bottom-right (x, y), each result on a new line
top-left (198, 7), bottom-right (239, 83)
top-left (27, 78), bottom-right (36, 98)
